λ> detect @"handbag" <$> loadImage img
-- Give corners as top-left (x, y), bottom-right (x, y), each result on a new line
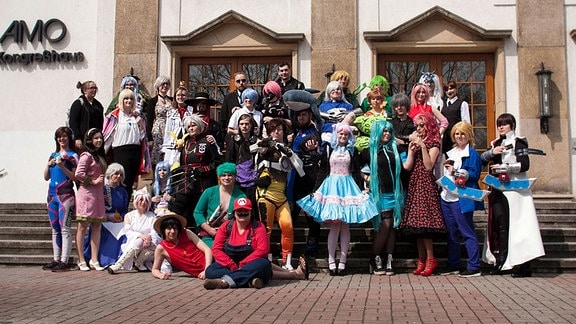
top-left (197, 206), bottom-right (228, 238)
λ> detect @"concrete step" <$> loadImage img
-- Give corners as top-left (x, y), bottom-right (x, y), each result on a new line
top-left (0, 226), bottom-right (78, 240)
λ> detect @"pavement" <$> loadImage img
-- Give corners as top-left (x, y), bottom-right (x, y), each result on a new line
top-left (1, 266), bottom-right (576, 323)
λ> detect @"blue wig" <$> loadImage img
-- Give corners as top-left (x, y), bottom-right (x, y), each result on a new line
top-left (121, 76), bottom-right (140, 103)
top-left (153, 161), bottom-right (172, 196)
top-left (369, 120), bottom-right (404, 229)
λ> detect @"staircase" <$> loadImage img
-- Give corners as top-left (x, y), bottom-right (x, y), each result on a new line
top-left (1, 201), bottom-right (575, 274)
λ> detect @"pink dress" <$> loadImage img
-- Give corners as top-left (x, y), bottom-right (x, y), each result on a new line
top-left (75, 152), bottom-right (106, 222)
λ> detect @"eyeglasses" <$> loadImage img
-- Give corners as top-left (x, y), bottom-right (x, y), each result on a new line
top-left (235, 79), bottom-right (247, 83)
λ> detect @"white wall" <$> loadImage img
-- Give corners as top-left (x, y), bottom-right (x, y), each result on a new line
top-left (0, 0), bottom-right (116, 203)
top-left (565, 1), bottom-right (576, 195)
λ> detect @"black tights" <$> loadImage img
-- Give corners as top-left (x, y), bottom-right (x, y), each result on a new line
top-left (372, 211), bottom-right (395, 256)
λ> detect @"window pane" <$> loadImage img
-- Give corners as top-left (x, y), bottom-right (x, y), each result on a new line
top-left (442, 61), bottom-right (456, 81)
top-left (457, 61), bottom-right (471, 82)
top-left (218, 65), bottom-right (231, 84)
top-left (472, 61), bottom-right (486, 81)
top-left (459, 84), bottom-right (471, 102)
top-left (474, 128), bottom-right (488, 151)
top-left (473, 105), bottom-right (486, 126)
top-left (473, 84), bottom-right (486, 104)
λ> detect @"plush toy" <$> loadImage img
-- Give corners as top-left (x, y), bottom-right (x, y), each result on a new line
top-left (353, 115), bottom-right (387, 152)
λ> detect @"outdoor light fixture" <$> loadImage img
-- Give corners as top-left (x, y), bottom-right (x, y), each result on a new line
top-left (536, 62), bottom-right (553, 134)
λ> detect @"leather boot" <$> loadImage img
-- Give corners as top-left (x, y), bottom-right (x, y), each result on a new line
top-left (420, 257), bottom-right (438, 276)
top-left (134, 249), bottom-right (153, 271)
top-left (107, 247), bottom-right (138, 274)
top-left (412, 257), bottom-right (427, 275)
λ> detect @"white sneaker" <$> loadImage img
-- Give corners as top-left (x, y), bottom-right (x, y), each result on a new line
top-left (282, 264), bottom-right (294, 271)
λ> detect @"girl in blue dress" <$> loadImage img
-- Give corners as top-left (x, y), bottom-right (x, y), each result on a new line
top-left (297, 123), bottom-right (378, 275)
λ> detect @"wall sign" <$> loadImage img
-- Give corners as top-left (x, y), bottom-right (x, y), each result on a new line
top-left (0, 19), bottom-right (84, 66)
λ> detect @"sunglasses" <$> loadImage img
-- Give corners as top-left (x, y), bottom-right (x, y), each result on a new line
top-left (235, 79), bottom-right (247, 83)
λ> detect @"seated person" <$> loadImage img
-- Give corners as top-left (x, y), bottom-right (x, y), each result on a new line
top-left (151, 161), bottom-right (172, 216)
top-left (194, 162), bottom-right (246, 248)
top-left (84, 163), bottom-right (129, 267)
top-left (151, 212), bottom-right (212, 280)
top-left (107, 188), bottom-right (158, 274)
top-left (319, 81), bottom-right (356, 143)
top-left (203, 198), bottom-right (308, 290)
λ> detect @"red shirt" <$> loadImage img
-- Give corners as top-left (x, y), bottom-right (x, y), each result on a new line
top-left (408, 103), bottom-right (432, 119)
top-left (160, 231), bottom-right (206, 277)
top-left (212, 220), bottom-right (269, 270)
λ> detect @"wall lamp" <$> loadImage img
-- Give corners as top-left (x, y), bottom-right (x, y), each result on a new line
top-left (535, 62), bottom-right (552, 134)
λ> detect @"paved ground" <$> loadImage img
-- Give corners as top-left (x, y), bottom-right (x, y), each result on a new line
top-left (1, 266), bottom-right (576, 323)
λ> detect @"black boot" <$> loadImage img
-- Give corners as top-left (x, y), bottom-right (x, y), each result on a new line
top-left (511, 262), bottom-right (532, 278)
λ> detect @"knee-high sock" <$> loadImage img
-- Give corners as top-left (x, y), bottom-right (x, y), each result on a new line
top-left (327, 222), bottom-right (341, 269)
top-left (339, 223), bottom-right (350, 269)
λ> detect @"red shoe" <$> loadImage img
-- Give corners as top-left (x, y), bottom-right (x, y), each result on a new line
top-left (412, 258), bottom-right (427, 275)
top-left (420, 257), bottom-right (438, 276)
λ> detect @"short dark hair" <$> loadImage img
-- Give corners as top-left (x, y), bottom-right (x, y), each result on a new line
top-left (496, 113), bottom-right (516, 130)
top-left (54, 126), bottom-right (74, 153)
top-left (160, 217), bottom-right (183, 239)
top-left (391, 93), bottom-right (411, 111)
top-left (278, 62), bottom-right (291, 69)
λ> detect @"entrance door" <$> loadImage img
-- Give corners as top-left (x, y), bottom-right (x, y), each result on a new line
top-left (379, 53), bottom-right (494, 153)
top-left (181, 56), bottom-right (290, 121)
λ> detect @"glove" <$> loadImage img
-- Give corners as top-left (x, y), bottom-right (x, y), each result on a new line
top-left (192, 167), bottom-right (205, 177)
top-left (275, 143), bottom-right (293, 157)
top-left (258, 137), bottom-right (274, 148)
top-left (254, 175), bottom-right (272, 189)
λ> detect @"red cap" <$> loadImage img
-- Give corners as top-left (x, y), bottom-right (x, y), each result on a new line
top-left (233, 198), bottom-right (252, 211)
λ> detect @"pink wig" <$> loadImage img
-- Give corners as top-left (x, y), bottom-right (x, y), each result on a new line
top-left (410, 83), bottom-right (430, 108)
top-left (263, 80), bottom-right (282, 99)
top-left (413, 112), bottom-right (440, 144)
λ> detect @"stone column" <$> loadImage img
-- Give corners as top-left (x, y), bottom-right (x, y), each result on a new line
top-left (517, 0), bottom-right (569, 194)
top-left (112, 0), bottom-right (159, 98)
top-left (310, 0), bottom-right (358, 93)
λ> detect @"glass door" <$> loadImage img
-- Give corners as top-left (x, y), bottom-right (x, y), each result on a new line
top-left (182, 56), bottom-right (290, 121)
top-left (379, 53), bottom-right (494, 153)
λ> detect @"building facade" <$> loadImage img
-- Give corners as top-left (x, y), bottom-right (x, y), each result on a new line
top-left (0, 0), bottom-right (574, 203)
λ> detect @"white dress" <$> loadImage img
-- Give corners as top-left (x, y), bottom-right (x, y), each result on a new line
top-left (117, 210), bottom-right (157, 270)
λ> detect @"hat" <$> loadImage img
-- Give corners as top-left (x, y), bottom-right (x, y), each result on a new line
top-left (233, 197), bottom-right (252, 211)
top-left (153, 212), bottom-right (187, 234)
top-left (184, 92), bottom-right (218, 106)
top-left (285, 101), bottom-right (311, 112)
